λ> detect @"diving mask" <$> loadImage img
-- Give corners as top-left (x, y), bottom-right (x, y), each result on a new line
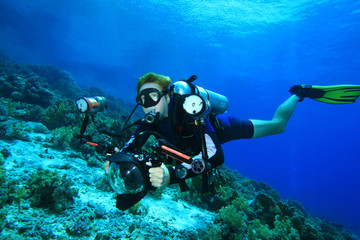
top-left (136, 88), bottom-right (168, 108)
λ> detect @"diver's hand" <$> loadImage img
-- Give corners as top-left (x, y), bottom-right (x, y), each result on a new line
top-left (146, 163), bottom-right (170, 188)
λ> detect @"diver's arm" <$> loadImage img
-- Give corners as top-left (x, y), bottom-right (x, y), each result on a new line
top-left (250, 95), bottom-right (300, 138)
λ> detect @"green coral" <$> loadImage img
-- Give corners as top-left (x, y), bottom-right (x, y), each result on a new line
top-left (232, 195), bottom-right (251, 215)
top-left (247, 219), bottom-right (273, 240)
top-left (1, 97), bottom-right (44, 122)
top-left (247, 218), bottom-right (300, 240)
top-left (219, 205), bottom-right (247, 230)
top-left (206, 224), bottom-right (222, 240)
top-left (49, 126), bottom-right (80, 150)
top-left (177, 167), bottom-right (324, 240)
top-left (27, 168), bottom-right (78, 212)
top-left (217, 184), bottom-right (238, 203)
top-left (41, 99), bottom-right (81, 130)
top-left (217, 194), bottom-right (253, 239)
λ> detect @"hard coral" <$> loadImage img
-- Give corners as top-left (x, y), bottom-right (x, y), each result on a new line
top-left (2, 97), bottom-right (44, 122)
top-left (49, 126), bottom-right (80, 150)
top-left (27, 168), bottom-right (78, 212)
top-left (1, 74), bottom-right (54, 107)
top-left (41, 99), bottom-right (81, 130)
top-left (247, 218), bottom-right (300, 240)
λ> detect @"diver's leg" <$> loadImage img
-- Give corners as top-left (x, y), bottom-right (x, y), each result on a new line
top-left (250, 95), bottom-right (301, 138)
top-left (214, 95), bottom-right (300, 142)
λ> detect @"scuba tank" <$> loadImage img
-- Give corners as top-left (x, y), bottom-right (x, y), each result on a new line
top-left (171, 75), bottom-right (229, 116)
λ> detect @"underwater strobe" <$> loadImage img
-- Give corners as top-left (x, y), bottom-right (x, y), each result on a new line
top-left (76, 96), bottom-right (107, 113)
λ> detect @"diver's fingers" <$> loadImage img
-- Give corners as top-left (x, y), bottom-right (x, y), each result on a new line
top-left (148, 164), bottom-right (170, 188)
top-left (149, 167), bottom-right (165, 187)
top-left (149, 167), bottom-right (164, 178)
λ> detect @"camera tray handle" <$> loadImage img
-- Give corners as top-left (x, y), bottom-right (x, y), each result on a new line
top-left (158, 144), bottom-right (192, 165)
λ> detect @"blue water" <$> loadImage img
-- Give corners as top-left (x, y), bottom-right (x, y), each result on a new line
top-left (1, 0), bottom-right (360, 234)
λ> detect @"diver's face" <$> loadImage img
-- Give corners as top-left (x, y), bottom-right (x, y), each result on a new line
top-left (138, 83), bottom-right (170, 120)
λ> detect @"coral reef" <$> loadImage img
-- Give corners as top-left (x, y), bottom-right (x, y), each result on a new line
top-left (178, 166), bottom-right (358, 240)
top-left (0, 73), bottom-right (54, 107)
top-left (26, 64), bottom-right (87, 100)
top-left (0, 56), bottom-right (358, 240)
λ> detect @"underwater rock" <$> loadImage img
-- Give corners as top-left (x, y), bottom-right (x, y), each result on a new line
top-left (32, 123), bottom-right (50, 134)
top-left (0, 118), bottom-right (31, 141)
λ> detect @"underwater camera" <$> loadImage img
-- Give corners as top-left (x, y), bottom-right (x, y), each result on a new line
top-left (76, 96), bottom-right (107, 113)
top-left (107, 152), bottom-right (151, 210)
top-left (107, 137), bottom-right (194, 210)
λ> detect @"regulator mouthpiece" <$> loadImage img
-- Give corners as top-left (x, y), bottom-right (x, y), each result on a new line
top-left (144, 110), bottom-right (159, 124)
top-left (76, 96), bottom-right (107, 113)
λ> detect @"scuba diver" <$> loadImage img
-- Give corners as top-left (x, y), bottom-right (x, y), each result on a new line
top-left (92, 73), bottom-right (359, 209)
top-left (107, 73), bottom-right (360, 186)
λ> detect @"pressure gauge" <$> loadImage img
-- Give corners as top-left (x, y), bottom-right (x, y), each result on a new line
top-left (183, 95), bottom-right (206, 116)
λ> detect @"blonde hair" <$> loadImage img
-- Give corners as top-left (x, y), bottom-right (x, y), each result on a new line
top-left (136, 72), bottom-right (171, 94)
